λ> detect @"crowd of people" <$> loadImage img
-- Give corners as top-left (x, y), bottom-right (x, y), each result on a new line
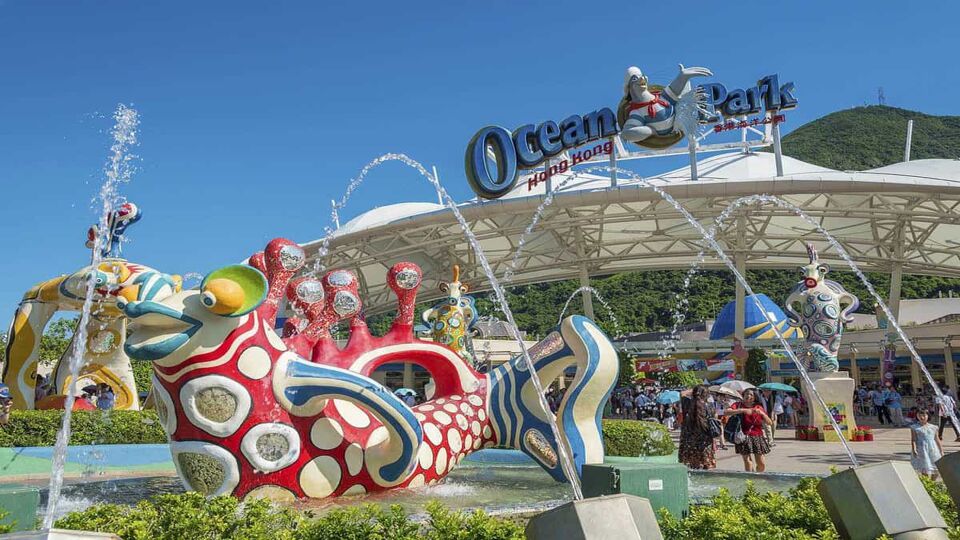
top-left (602, 377), bottom-right (958, 478)
top-left (856, 382), bottom-right (959, 440)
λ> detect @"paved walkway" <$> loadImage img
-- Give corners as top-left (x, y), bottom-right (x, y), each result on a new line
top-left (692, 424), bottom-right (960, 475)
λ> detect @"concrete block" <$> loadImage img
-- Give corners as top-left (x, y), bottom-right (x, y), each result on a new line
top-left (582, 462), bottom-right (688, 519)
top-left (818, 461), bottom-right (948, 540)
top-left (525, 494), bottom-right (663, 540)
top-left (937, 451), bottom-right (960, 509)
top-left (0, 530), bottom-right (119, 540)
top-left (0, 485), bottom-right (39, 532)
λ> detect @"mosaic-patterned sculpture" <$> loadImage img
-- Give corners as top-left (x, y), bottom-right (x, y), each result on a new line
top-left (86, 202), bottom-right (142, 258)
top-left (784, 244), bottom-right (860, 372)
top-left (3, 204), bottom-right (179, 410)
top-left (422, 265), bottom-right (477, 362)
top-left (122, 238), bottom-right (618, 500)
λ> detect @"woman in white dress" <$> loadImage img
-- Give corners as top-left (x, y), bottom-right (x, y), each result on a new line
top-left (910, 410), bottom-right (944, 479)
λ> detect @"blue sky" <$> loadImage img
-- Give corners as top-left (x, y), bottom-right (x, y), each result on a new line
top-left (0, 1), bottom-right (957, 312)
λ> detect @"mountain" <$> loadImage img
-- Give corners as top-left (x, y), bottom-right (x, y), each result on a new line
top-left (778, 105), bottom-right (960, 170)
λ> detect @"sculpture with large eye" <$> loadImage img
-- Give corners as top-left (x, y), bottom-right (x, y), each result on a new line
top-left (119, 238), bottom-right (621, 500)
top-left (199, 266), bottom-right (267, 317)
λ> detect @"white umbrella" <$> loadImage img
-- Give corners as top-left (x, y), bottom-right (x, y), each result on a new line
top-left (721, 380), bottom-right (755, 393)
top-left (709, 385), bottom-right (742, 400)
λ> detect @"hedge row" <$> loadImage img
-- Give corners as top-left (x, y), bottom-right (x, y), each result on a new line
top-left (0, 410), bottom-right (166, 447)
top-left (602, 419), bottom-right (675, 457)
top-left (55, 493), bottom-right (524, 540)
top-left (1, 411), bottom-right (674, 458)
top-left (49, 476), bottom-right (960, 539)
top-left (659, 475), bottom-right (959, 540)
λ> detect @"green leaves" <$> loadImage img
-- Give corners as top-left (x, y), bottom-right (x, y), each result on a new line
top-left (745, 349), bottom-right (767, 386)
top-left (602, 419), bottom-right (675, 457)
top-left (657, 371), bottom-right (702, 389)
top-left (55, 496), bottom-right (524, 540)
top-left (660, 476), bottom-right (960, 540)
top-left (0, 410), bottom-right (166, 447)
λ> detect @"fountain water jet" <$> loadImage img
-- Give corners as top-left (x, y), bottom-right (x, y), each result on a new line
top-left (558, 286), bottom-right (622, 338)
top-left (519, 165), bottom-right (861, 465)
top-left (705, 194), bottom-right (960, 430)
top-left (43, 104), bottom-right (140, 528)
top-left (316, 153), bottom-right (586, 499)
top-left (658, 194), bottom-right (775, 358)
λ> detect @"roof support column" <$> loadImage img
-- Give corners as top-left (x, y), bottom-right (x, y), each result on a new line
top-left (734, 214), bottom-right (747, 341)
top-left (578, 263), bottom-right (595, 321)
top-left (945, 342), bottom-right (957, 395)
top-left (889, 220), bottom-right (905, 320)
top-left (573, 225), bottom-right (595, 320)
top-left (884, 222), bottom-right (905, 385)
top-left (848, 347), bottom-right (860, 386)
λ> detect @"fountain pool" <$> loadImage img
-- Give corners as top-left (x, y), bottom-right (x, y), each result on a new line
top-left (26, 449), bottom-right (814, 522)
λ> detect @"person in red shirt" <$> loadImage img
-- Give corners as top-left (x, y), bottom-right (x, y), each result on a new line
top-left (724, 388), bottom-right (774, 472)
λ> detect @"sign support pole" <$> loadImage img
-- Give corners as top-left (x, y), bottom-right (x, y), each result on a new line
top-left (904, 119), bottom-right (914, 162)
top-left (687, 135), bottom-right (698, 181)
top-left (544, 159), bottom-right (552, 193)
top-left (772, 112), bottom-right (784, 177)
top-left (432, 166), bottom-right (444, 205)
top-left (610, 137), bottom-right (618, 187)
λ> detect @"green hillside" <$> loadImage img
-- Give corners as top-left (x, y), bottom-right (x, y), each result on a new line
top-left (374, 107), bottom-right (960, 339)
top-left (778, 105), bottom-right (960, 170)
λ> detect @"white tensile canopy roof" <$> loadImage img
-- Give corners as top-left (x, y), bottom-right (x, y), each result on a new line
top-left (301, 152), bottom-right (960, 315)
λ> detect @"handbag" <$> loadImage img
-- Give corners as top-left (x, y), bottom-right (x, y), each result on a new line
top-left (708, 417), bottom-right (723, 439)
top-left (723, 414), bottom-right (742, 443)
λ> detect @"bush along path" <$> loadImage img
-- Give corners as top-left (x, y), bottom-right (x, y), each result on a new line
top-left (46, 475), bottom-right (959, 539)
top-left (0, 411), bottom-right (673, 459)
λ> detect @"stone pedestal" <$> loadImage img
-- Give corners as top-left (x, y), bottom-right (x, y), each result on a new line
top-left (801, 371), bottom-right (856, 441)
top-left (937, 451), bottom-right (960, 509)
top-left (818, 461), bottom-right (949, 540)
top-left (525, 494), bottom-right (663, 540)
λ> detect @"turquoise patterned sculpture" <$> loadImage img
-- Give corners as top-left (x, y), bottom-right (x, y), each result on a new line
top-left (784, 244), bottom-right (860, 372)
top-left (422, 265), bottom-right (478, 362)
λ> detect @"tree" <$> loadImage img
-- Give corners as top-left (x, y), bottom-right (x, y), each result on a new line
top-left (0, 317), bottom-right (78, 368)
top-left (618, 354), bottom-right (637, 387)
top-left (38, 318), bottom-right (79, 367)
top-left (745, 348), bottom-right (768, 386)
top-left (658, 370), bottom-right (701, 389)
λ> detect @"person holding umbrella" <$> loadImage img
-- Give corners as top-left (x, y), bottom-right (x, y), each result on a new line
top-left (725, 388), bottom-right (774, 472)
top-left (679, 385), bottom-right (716, 470)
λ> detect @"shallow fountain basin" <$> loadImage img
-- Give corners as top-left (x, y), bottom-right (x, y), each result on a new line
top-left (12, 446), bottom-right (817, 522)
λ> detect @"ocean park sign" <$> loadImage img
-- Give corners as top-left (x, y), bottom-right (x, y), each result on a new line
top-left (464, 66), bottom-right (798, 200)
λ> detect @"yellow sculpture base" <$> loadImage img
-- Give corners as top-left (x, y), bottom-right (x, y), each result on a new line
top-left (801, 371), bottom-right (857, 442)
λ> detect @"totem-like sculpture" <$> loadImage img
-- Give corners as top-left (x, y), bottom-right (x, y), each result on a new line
top-left (123, 238), bottom-right (619, 500)
top-left (617, 64), bottom-right (712, 149)
top-left (422, 265), bottom-right (477, 362)
top-left (784, 244), bottom-right (860, 372)
top-left (2, 203), bottom-right (180, 409)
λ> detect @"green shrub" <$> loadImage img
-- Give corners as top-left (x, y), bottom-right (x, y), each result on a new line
top-left (920, 476), bottom-right (960, 539)
top-left (656, 371), bottom-right (701, 389)
top-left (602, 419), bottom-right (674, 457)
top-left (659, 476), bottom-right (960, 540)
top-left (0, 410), bottom-right (166, 447)
top-left (132, 361), bottom-right (154, 395)
top-left (55, 492), bottom-right (301, 540)
top-left (55, 493), bottom-right (524, 540)
top-left (660, 478), bottom-right (839, 539)
top-left (745, 348), bottom-right (767, 386)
